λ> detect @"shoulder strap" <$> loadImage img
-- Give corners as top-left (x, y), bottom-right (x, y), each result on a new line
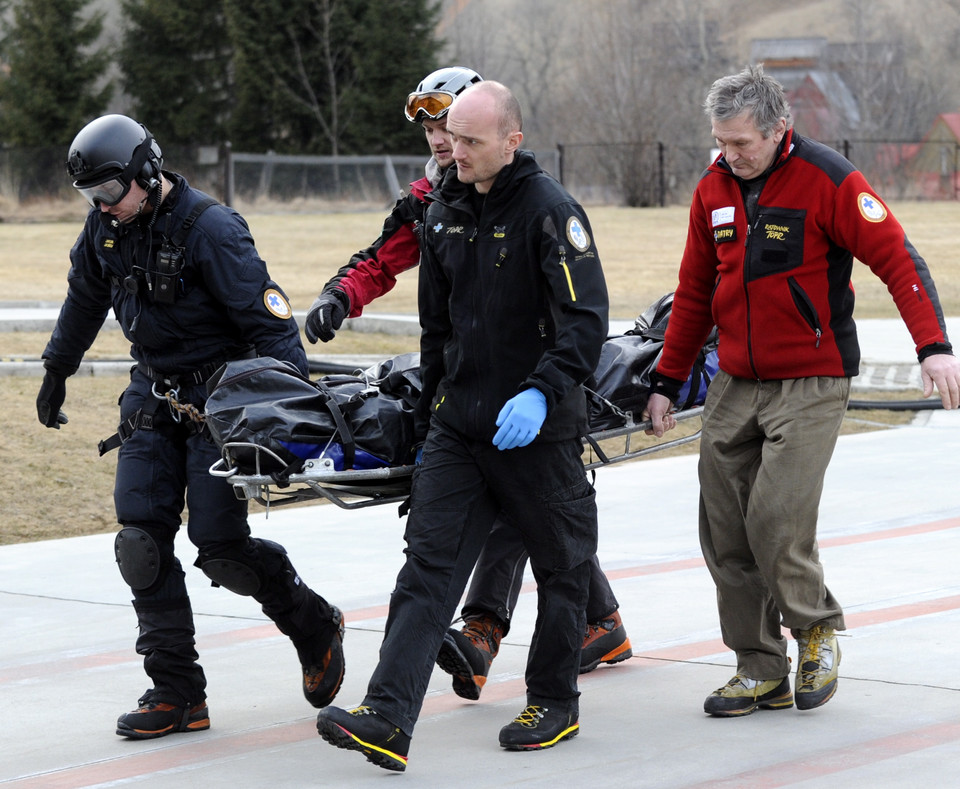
top-left (170, 196), bottom-right (218, 247)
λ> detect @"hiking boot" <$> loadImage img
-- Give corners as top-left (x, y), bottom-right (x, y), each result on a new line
top-left (316, 705), bottom-right (410, 772)
top-left (703, 674), bottom-right (793, 717)
top-left (301, 606), bottom-right (345, 709)
top-left (116, 691), bottom-right (210, 739)
top-left (435, 613), bottom-right (505, 700)
top-left (795, 625), bottom-right (841, 710)
top-left (499, 704), bottom-right (580, 750)
top-left (580, 610), bottom-right (634, 673)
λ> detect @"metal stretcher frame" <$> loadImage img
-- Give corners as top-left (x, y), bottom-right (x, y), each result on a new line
top-left (208, 407), bottom-right (704, 513)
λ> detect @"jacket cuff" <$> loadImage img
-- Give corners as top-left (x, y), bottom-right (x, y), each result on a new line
top-left (918, 342), bottom-right (953, 362)
top-left (648, 370), bottom-right (686, 403)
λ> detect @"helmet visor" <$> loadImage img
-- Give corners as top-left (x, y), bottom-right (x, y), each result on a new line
top-left (404, 90), bottom-right (456, 122)
top-left (74, 176), bottom-right (131, 208)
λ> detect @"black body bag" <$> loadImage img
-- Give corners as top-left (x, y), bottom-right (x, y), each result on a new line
top-left (587, 292), bottom-right (718, 430)
top-left (204, 355), bottom-right (421, 479)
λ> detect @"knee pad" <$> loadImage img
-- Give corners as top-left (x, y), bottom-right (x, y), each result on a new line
top-left (196, 538), bottom-right (288, 597)
top-left (115, 526), bottom-right (167, 591)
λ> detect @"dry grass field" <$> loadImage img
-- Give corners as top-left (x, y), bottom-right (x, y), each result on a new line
top-left (1, 200), bottom-right (956, 544)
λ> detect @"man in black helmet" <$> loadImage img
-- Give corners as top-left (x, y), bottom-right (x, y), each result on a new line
top-left (305, 66), bottom-right (632, 703)
top-left (37, 114), bottom-right (346, 739)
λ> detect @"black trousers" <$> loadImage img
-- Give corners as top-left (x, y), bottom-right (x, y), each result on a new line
top-left (114, 371), bottom-right (330, 706)
top-left (461, 516), bottom-right (620, 632)
top-left (363, 418), bottom-right (598, 736)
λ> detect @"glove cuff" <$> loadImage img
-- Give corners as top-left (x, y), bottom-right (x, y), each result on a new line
top-left (327, 287), bottom-right (351, 313)
top-left (42, 357), bottom-right (77, 378)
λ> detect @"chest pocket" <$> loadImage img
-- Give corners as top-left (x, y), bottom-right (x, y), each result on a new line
top-left (747, 207), bottom-right (806, 281)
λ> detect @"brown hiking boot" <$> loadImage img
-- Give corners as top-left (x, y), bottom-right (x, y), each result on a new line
top-left (116, 691), bottom-right (210, 739)
top-left (435, 613), bottom-right (505, 700)
top-left (301, 606), bottom-right (346, 709)
top-left (580, 610), bottom-right (633, 673)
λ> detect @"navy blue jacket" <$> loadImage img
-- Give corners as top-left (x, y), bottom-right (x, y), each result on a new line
top-left (44, 174), bottom-right (307, 378)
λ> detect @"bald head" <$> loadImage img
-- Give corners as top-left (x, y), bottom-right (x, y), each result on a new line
top-left (447, 81), bottom-right (524, 193)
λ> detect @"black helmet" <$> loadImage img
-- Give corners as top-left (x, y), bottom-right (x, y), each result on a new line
top-left (66, 114), bottom-right (163, 207)
top-left (404, 66), bottom-right (483, 122)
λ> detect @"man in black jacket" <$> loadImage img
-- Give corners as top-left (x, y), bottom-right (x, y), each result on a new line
top-left (316, 81), bottom-right (608, 771)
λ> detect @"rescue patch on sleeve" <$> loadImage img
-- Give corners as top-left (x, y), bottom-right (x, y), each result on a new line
top-left (263, 288), bottom-right (293, 319)
top-left (857, 192), bottom-right (887, 223)
top-left (565, 216), bottom-right (591, 253)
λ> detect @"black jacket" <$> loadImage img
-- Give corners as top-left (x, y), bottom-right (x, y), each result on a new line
top-left (43, 174), bottom-right (307, 379)
top-left (418, 150), bottom-right (609, 442)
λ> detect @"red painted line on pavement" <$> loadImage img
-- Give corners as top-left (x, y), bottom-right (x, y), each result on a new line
top-left (3, 515), bottom-right (958, 687)
top-left (677, 719), bottom-right (960, 789)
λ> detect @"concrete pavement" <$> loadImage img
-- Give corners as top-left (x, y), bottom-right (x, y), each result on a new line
top-left (2, 307), bottom-right (960, 786)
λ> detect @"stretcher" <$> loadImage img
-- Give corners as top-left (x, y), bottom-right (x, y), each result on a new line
top-left (208, 406), bottom-right (704, 512)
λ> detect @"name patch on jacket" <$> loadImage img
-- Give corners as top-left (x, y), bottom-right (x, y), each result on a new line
top-left (711, 206), bottom-right (735, 226)
top-left (713, 225), bottom-right (737, 244)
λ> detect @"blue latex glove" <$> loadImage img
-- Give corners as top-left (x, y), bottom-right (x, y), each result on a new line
top-left (493, 388), bottom-right (547, 450)
top-left (415, 446), bottom-right (424, 465)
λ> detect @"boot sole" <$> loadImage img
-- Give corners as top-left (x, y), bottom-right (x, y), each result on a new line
top-left (795, 679), bottom-right (838, 710)
top-left (436, 634), bottom-right (485, 700)
top-left (316, 718), bottom-right (407, 772)
top-left (116, 716), bottom-right (210, 739)
top-left (500, 723), bottom-right (580, 751)
top-left (705, 694), bottom-right (794, 717)
top-left (580, 640), bottom-right (634, 674)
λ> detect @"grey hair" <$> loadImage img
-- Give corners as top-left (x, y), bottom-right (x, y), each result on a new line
top-left (704, 63), bottom-right (793, 137)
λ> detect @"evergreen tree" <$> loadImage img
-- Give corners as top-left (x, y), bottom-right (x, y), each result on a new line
top-left (224, 0), bottom-right (440, 154)
top-left (0, 0), bottom-right (112, 147)
top-left (345, 0), bottom-right (441, 155)
top-left (118, 0), bottom-right (234, 146)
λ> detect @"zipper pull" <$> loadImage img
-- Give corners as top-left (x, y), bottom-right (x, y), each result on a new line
top-left (815, 328), bottom-right (822, 349)
top-left (496, 247), bottom-right (507, 268)
top-left (538, 319), bottom-right (547, 338)
top-left (557, 245), bottom-right (577, 302)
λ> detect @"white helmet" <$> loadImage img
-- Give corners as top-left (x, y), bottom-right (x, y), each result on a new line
top-left (404, 66), bottom-right (483, 122)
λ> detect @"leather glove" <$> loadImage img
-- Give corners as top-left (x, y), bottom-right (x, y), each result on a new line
top-left (305, 290), bottom-right (349, 344)
top-left (493, 388), bottom-right (547, 450)
top-left (37, 370), bottom-right (69, 429)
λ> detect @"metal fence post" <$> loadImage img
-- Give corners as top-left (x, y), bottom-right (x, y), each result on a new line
top-left (223, 141), bottom-right (234, 207)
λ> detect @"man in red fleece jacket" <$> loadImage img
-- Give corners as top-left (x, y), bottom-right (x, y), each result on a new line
top-left (645, 64), bottom-right (960, 719)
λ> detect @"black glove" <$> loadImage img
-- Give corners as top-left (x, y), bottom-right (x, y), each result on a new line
top-left (304, 289), bottom-right (349, 344)
top-left (37, 370), bottom-right (69, 429)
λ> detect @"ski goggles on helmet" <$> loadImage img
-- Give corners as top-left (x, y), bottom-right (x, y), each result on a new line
top-left (73, 175), bottom-right (132, 208)
top-left (404, 90), bottom-right (457, 122)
